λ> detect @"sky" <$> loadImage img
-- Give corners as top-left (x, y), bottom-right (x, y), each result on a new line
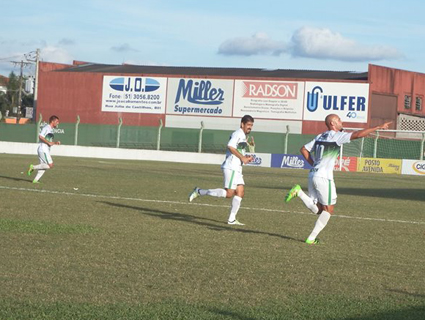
top-left (1, 0), bottom-right (425, 79)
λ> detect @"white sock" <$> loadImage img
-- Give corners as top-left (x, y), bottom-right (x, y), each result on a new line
top-left (228, 196), bottom-right (242, 222)
top-left (33, 170), bottom-right (46, 182)
top-left (199, 188), bottom-right (226, 198)
top-left (34, 163), bottom-right (50, 170)
top-left (307, 210), bottom-right (331, 241)
top-left (298, 189), bottom-right (319, 214)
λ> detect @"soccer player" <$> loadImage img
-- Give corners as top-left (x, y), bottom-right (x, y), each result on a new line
top-left (285, 114), bottom-right (391, 244)
top-left (188, 115), bottom-right (254, 225)
top-left (27, 115), bottom-right (61, 183)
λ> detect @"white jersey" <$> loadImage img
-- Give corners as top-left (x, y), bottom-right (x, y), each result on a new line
top-left (221, 128), bottom-right (248, 172)
top-left (304, 130), bottom-right (352, 180)
top-left (39, 124), bottom-right (55, 152)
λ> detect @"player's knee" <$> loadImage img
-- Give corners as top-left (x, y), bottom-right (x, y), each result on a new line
top-left (225, 189), bottom-right (235, 198)
top-left (49, 163), bottom-right (54, 169)
top-left (323, 205), bottom-right (334, 214)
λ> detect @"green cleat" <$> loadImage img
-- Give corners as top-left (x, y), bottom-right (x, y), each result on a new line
top-left (228, 220), bottom-right (245, 226)
top-left (188, 187), bottom-right (199, 202)
top-left (27, 164), bottom-right (34, 176)
top-left (305, 239), bottom-right (320, 245)
top-left (285, 184), bottom-right (301, 202)
top-left (32, 180), bottom-right (40, 184)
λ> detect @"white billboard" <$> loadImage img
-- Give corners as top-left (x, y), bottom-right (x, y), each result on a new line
top-left (303, 82), bottom-right (369, 123)
top-left (102, 76), bottom-right (167, 114)
top-left (402, 160), bottom-right (425, 176)
top-left (234, 80), bottom-right (304, 120)
top-left (166, 78), bottom-right (233, 117)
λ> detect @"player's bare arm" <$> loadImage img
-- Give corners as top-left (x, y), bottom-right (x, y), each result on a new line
top-left (39, 135), bottom-right (60, 146)
top-left (350, 121), bottom-right (392, 140)
top-left (300, 146), bottom-right (314, 166)
top-left (228, 146), bottom-right (252, 164)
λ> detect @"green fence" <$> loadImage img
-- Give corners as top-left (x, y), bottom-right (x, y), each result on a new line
top-left (0, 118), bottom-right (424, 160)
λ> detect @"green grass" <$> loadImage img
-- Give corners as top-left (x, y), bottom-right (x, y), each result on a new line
top-left (0, 154), bottom-right (424, 320)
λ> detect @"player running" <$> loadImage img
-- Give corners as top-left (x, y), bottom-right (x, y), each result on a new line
top-left (27, 115), bottom-right (61, 183)
top-left (285, 114), bottom-right (391, 244)
top-left (188, 115), bottom-right (254, 225)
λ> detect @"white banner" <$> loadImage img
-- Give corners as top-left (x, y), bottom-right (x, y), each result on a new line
top-left (402, 160), bottom-right (425, 176)
top-left (234, 80), bottom-right (304, 120)
top-left (304, 82), bottom-right (369, 123)
top-left (101, 76), bottom-right (167, 113)
top-left (166, 78), bottom-right (233, 117)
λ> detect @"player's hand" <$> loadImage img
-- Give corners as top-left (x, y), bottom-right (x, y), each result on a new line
top-left (56, 141), bottom-right (61, 145)
top-left (379, 122), bottom-right (392, 130)
top-left (242, 155), bottom-right (253, 164)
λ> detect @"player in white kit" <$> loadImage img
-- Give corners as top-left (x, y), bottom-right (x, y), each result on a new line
top-left (27, 115), bottom-right (61, 183)
top-left (188, 115), bottom-right (254, 225)
top-left (285, 114), bottom-right (391, 244)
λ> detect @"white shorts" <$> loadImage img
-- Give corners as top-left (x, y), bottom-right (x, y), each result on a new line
top-left (308, 176), bottom-right (337, 206)
top-left (222, 168), bottom-right (244, 190)
top-left (37, 146), bottom-right (53, 165)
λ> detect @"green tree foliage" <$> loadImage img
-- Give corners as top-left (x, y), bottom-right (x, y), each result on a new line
top-left (0, 72), bottom-right (34, 118)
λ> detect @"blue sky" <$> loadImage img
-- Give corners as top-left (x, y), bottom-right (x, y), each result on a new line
top-left (1, 0), bottom-right (424, 78)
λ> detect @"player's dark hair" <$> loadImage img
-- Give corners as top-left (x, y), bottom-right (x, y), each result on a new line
top-left (241, 115), bottom-right (254, 124)
top-left (49, 115), bottom-right (59, 123)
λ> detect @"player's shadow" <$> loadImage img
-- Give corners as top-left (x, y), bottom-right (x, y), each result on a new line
top-left (0, 175), bottom-right (31, 183)
top-left (99, 201), bottom-right (299, 242)
top-left (337, 187), bottom-right (425, 202)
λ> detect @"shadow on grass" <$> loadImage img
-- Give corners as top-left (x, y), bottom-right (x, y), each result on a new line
top-left (0, 174), bottom-right (32, 183)
top-left (339, 305), bottom-right (425, 320)
top-left (100, 201), bottom-right (300, 243)
top-left (259, 184), bottom-right (425, 202)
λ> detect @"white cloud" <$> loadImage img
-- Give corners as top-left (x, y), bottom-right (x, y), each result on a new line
top-left (290, 27), bottom-right (403, 61)
top-left (40, 46), bottom-right (74, 64)
top-left (111, 43), bottom-right (139, 53)
top-left (218, 32), bottom-right (287, 56)
top-left (218, 27), bottom-right (403, 62)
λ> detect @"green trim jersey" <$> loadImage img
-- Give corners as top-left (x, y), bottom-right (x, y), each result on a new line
top-left (39, 124), bottom-right (54, 151)
top-left (221, 128), bottom-right (248, 173)
top-left (304, 130), bottom-right (352, 180)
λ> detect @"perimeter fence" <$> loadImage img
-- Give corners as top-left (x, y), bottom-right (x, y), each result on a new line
top-left (0, 116), bottom-right (424, 160)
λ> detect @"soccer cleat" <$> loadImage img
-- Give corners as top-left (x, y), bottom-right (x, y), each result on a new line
top-left (188, 187), bottom-right (200, 202)
top-left (27, 164), bottom-right (34, 176)
top-left (32, 180), bottom-right (40, 184)
top-left (227, 220), bottom-right (245, 226)
top-left (305, 239), bottom-right (320, 245)
top-left (285, 184), bottom-right (301, 203)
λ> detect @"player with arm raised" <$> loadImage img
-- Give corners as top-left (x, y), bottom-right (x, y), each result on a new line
top-left (285, 114), bottom-right (391, 244)
top-left (188, 115), bottom-right (254, 225)
top-left (27, 115), bottom-right (61, 183)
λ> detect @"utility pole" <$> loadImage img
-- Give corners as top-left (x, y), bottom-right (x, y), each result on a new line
top-left (27, 49), bottom-right (40, 121)
top-left (11, 60), bottom-right (32, 123)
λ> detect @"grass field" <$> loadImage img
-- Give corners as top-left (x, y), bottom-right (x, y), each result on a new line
top-left (0, 153), bottom-right (424, 320)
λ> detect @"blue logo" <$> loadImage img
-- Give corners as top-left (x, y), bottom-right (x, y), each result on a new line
top-left (306, 86), bottom-right (366, 114)
top-left (109, 77), bottom-right (160, 92)
top-left (175, 79), bottom-right (224, 105)
top-left (306, 86), bottom-right (323, 112)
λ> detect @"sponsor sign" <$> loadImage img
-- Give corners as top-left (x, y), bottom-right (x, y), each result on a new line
top-left (357, 158), bottom-right (401, 174)
top-left (246, 153), bottom-right (271, 168)
top-left (166, 78), bottom-right (233, 117)
top-left (401, 160), bottom-right (425, 176)
top-left (304, 82), bottom-right (369, 123)
top-left (101, 76), bottom-right (167, 114)
top-left (334, 156), bottom-right (357, 172)
top-left (271, 154), bottom-right (312, 169)
top-left (233, 80), bottom-right (304, 120)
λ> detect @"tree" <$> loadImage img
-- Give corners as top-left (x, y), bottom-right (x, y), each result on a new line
top-left (0, 72), bottom-right (34, 119)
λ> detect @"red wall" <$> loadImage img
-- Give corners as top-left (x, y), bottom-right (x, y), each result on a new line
top-left (37, 62), bottom-right (164, 126)
top-left (369, 64), bottom-right (425, 117)
top-left (37, 62), bottom-right (425, 133)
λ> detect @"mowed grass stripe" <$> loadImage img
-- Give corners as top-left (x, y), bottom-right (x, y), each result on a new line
top-left (1, 185), bottom-right (424, 226)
